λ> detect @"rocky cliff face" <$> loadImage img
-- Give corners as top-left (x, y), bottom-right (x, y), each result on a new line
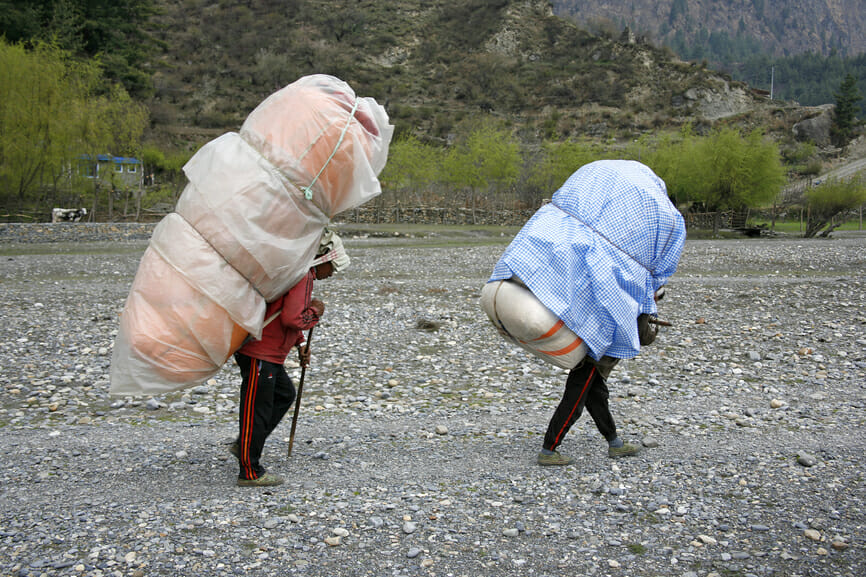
top-left (552, 0), bottom-right (866, 57)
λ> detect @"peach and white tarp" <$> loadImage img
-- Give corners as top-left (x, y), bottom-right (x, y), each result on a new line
top-left (110, 75), bottom-right (393, 396)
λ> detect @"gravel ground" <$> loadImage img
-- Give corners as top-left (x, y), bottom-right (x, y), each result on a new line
top-left (1, 225), bottom-right (865, 577)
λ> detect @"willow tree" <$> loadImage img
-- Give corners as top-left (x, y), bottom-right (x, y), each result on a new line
top-left (72, 82), bottom-right (148, 220)
top-left (677, 127), bottom-right (786, 232)
top-left (0, 39), bottom-right (147, 219)
top-left (378, 135), bottom-right (443, 207)
top-left (630, 128), bottom-right (694, 208)
top-left (803, 176), bottom-right (866, 237)
top-left (526, 139), bottom-right (603, 201)
top-left (441, 121), bottom-right (521, 223)
top-left (0, 41), bottom-right (72, 214)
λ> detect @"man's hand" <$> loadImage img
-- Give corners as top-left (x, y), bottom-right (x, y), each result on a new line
top-left (310, 298), bottom-right (325, 317)
top-left (637, 313), bottom-right (658, 346)
top-left (298, 345), bottom-right (311, 368)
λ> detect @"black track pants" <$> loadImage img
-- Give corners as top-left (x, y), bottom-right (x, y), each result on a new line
top-left (543, 358), bottom-right (618, 451)
top-left (235, 353), bottom-right (296, 480)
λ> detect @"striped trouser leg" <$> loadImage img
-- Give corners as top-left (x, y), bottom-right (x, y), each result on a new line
top-left (236, 354), bottom-right (276, 480)
top-left (543, 361), bottom-right (596, 451)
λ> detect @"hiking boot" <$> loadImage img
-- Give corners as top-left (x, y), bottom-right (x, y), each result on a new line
top-left (608, 443), bottom-right (640, 458)
top-left (237, 472), bottom-right (285, 487)
top-left (537, 450), bottom-right (573, 466)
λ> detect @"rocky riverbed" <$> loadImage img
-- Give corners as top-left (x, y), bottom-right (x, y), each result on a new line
top-left (0, 226), bottom-right (864, 577)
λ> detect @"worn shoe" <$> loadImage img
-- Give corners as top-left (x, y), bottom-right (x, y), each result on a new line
top-left (608, 443), bottom-right (640, 458)
top-left (228, 441), bottom-right (239, 459)
top-left (537, 450), bottom-right (573, 466)
top-left (237, 472), bottom-right (285, 487)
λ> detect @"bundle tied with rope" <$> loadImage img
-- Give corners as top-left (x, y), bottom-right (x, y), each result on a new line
top-left (481, 160), bottom-right (686, 369)
top-left (110, 75), bottom-right (392, 396)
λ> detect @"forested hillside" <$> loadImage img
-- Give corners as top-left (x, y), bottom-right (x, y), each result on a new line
top-left (552, 0), bottom-right (866, 58)
top-left (3, 0), bottom-right (863, 229)
top-left (1, 0), bottom-right (833, 148)
top-left (140, 0), bottom-right (792, 149)
top-left (552, 0), bottom-right (866, 113)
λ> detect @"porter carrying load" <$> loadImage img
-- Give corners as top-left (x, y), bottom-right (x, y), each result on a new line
top-left (110, 75), bottom-right (393, 396)
top-left (481, 160), bottom-right (685, 368)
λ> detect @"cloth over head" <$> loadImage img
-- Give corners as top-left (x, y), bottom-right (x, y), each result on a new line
top-left (488, 160), bottom-right (686, 360)
top-left (313, 228), bottom-right (350, 272)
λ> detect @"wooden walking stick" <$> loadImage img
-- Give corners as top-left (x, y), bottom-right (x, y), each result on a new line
top-left (287, 327), bottom-right (313, 457)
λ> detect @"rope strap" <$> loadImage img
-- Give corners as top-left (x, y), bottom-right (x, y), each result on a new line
top-left (301, 99), bottom-right (359, 200)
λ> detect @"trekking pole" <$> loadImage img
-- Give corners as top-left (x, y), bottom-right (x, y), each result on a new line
top-left (287, 327), bottom-right (313, 458)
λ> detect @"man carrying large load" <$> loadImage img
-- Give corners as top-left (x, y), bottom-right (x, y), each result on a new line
top-left (230, 230), bottom-right (349, 487)
top-left (481, 160), bottom-right (686, 466)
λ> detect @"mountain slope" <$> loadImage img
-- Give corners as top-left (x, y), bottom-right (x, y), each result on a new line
top-left (143, 0), bottom-right (791, 150)
top-left (551, 0), bottom-right (866, 58)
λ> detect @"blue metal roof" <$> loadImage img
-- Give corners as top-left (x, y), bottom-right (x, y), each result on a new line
top-left (79, 154), bottom-right (140, 164)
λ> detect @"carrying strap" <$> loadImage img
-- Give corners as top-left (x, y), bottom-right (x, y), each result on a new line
top-left (489, 281), bottom-right (518, 343)
top-left (239, 309), bottom-right (282, 349)
top-left (263, 309), bottom-right (282, 328)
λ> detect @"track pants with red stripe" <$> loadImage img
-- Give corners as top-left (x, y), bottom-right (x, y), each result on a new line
top-left (235, 353), bottom-right (296, 480)
top-left (543, 357), bottom-right (620, 451)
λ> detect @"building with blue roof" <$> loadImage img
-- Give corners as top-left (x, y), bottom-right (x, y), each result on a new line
top-left (78, 154), bottom-right (142, 188)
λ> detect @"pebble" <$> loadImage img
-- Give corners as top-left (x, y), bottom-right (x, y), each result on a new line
top-left (1, 226), bottom-right (864, 577)
top-left (797, 452), bottom-right (817, 467)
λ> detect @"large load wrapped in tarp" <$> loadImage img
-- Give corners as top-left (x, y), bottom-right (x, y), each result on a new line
top-left (110, 75), bottom-right (393, 396)
top-left (483, 160), bottom-right (686, 367)
top-left (481, 277), bottom-right (588, 369)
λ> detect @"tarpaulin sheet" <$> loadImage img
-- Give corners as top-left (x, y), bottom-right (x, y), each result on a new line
top-left (110, 75), bottom-right (393, 395)
top-left (488, 160), bottom-right (685, 360)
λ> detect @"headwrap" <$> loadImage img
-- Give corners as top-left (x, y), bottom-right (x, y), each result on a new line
top-left (312, 228), bottom-right (350, 272)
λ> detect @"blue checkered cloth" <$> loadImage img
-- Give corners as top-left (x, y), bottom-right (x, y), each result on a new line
top-left (489, 160), bottom-right (686, 360)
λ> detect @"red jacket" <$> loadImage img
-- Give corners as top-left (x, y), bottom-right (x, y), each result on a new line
top-left (237, 270), bottom-right (320, 364)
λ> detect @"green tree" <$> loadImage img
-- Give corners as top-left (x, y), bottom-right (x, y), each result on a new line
top-left (0, 1), bottom-right (41, 43)
top-left (0, 0), bottom-right (157, 98)
top-left (0, 41), bottom-right (75, 211)
top-left (831, 73), bottom-right (863, 146)
top-left (526, 139), bottom-right (603, 198)
top-left (680, 127), bottom-right (785, 210)
top-left (379, 135), bottom-right (443, 206)
top-left (74, 82), bottom-right (148, 219)
top-left (803, 176), bottom-right (866, 237)
top-left (0, 39), bottom-right (147, 219)
top-left (631, 128), bottom-right (694, 208)
top-left (441, 121), bottom-right (521, 223)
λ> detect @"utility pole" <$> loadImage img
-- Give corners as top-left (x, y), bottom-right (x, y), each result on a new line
top-left (770, 66), bottom-right (774, 100)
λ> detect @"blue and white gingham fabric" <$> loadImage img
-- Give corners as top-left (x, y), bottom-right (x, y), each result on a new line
top-left (489, 160), bottom-right (686, 360)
